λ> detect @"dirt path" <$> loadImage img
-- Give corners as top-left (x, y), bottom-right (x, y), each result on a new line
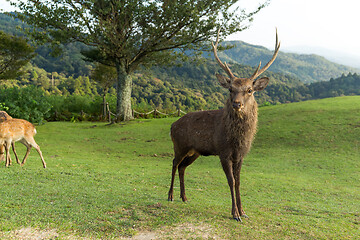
top-left (0, 223), bottom-right (220, 240)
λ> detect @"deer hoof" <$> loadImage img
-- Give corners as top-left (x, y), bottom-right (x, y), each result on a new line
top-left (181, 196), bottom-right (188, 202)
top-left (241, 214), bottom-right (249, 219)
top-left (233, 217), bottom-right (242, 222)
top-left (167, 195), bottom-right (174, 201)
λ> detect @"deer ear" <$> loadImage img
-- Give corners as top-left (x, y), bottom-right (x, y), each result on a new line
top-left (253, 77), bottom-right (269, 91)
top-left (216, 73), bottom-right (231, 89)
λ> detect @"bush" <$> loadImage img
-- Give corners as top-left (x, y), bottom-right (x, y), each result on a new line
top-left (47, 94), bottom-right (103, 121)
top-left (0, 86), bottom-right (52, 124)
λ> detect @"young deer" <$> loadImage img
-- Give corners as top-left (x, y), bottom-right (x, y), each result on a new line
top-left (168, 29), bottom-right (280, 221)
top-left (0, 111), bottom-right (20, 164)
top-left (0, 118), bottom-right (46, 168)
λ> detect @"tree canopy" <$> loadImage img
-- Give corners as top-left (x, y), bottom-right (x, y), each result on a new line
top-left (0, 30), bottom-right (35, 80)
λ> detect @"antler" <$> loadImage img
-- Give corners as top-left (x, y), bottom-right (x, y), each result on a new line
top-left (249, 29), bottom-right (281, 81)
top-left (212, 29), bottom-right (236, 79)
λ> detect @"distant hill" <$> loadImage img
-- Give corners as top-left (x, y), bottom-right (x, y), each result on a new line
top-left (215, 41), bottom-right (359, 83)
top-left (284, 45), bottom-right (360, 69)
top-left (0, 13), bottom-right (92, 77)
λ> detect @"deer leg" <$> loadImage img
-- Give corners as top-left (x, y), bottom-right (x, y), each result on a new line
top-left (178, 153), bottom-right (200, 202)
top-left (5, 142), bottom-right (11, 167)
top-left (3, 142), bottom-right (13, 166)
top-left (0, 144), bottom-right (5, 162)
top-left (22, 137), bottom-right (46, 168)
top-left (168, 159), bottom-right (178, 201)
top-left (20, 140), bottom-right (31, 167)
top-left (233, 159), bottom-right (248, 219)
top-left (221, 158), bottom-right (241, 221)
top-left (168, 153), bottom-right (186, 201)
top-left (11, 142), bottom-right (20, 165)
top-left (34, 146), bottom-right (46, 169)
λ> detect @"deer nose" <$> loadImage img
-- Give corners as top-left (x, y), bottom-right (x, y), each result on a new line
top-left (232, 101), bottom-right (243, 110)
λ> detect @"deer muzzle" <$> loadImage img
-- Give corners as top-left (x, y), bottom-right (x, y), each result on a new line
top-left (232, 102), bottom-right (244, 111)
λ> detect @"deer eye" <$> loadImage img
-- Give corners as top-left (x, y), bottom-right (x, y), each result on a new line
top-left (247, 88), bottom-right (253, 94)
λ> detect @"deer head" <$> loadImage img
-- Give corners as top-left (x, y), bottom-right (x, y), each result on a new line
top-left (212, 29), bottom-right (280, 112)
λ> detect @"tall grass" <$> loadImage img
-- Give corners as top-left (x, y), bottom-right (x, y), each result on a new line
top-left (0, 96), bottom-right (359, 239)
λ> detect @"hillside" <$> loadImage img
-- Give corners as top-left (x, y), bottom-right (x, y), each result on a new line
top-left (2, 59), bottom-right (360, 123)
top-left (1, 60), bottom-right (302, 117)
top-left (216, 40), bottom-right (359, 83)
top-left (0, 13), bottom-right (92, 77)
top-left (146, 60), bottom-right (303, 106)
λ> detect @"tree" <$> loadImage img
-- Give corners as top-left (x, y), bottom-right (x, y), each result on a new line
top-left (12, 0), bottom-right (267, 121)
top-left (90, 63), bottom-right (117, 120)
top-left (0, 30), bottom-right (35, 80)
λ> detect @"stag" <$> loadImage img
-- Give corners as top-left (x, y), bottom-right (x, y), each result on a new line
top-left (168, 29), bottom-right (280, 221)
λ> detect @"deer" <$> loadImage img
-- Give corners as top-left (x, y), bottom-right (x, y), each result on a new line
top-left (168, 29), bottom-right (280, 221)
top-left (0, 118), bottom-right (46, 168)
top-left (0, 111), bottom-right (20, 165)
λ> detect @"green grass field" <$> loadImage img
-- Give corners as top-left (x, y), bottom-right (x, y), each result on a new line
top-left (0, 96), bottom-right (359, 239)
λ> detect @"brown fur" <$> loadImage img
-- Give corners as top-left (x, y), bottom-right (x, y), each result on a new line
top-left (223, 99), bottom-right (258, 152)
top-left (0, 111), bottom-right (20, 164)
top-left (0, 118), bottom-right (46, 168)
top-left (167, 75), bottom-right (271, 222)
top-left (0, 111), bottom-right (12, 122)
top-left (168, 30), bottom-right (279, 221)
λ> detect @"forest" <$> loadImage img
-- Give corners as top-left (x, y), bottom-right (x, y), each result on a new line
top-left (0, 12), bottom-right (359, 123)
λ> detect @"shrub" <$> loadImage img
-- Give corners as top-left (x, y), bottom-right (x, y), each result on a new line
top-left (0, 86), bottom-right (52, 124)
top-left (47, 94), bottom-right (103, 121)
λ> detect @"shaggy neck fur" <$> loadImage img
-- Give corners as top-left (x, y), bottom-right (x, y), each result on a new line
top-left (222, 99), bottom-right (258, 157)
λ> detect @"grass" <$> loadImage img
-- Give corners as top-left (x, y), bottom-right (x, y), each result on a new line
top-left (0, 96), bottom-right (359, 239)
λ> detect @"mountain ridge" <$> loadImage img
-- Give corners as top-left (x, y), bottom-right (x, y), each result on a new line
top-left (284, 45), bottom-right (360, 69)
top-left (213, 40), bottom-right (359, 83)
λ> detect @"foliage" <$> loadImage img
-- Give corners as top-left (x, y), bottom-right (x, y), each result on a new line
top-left (0, 30), bottom-right (36, 79)
top-left (261, 72), bottom-right (360, 103)
top-left (0, 86), bottom-right (51, 123)
top-left (306, 73), bottom-right (360, 97)
top-left (0, 12), bottom-right (93, 77)
top-left (1, 60), bottom-right (359, 122)
top-left (0, 12), bottom-right (27, 36)
top-left (33, 42), bottom-right (93, 77)
top-left (46, 94), bottom-right (103, 121)
top-left (90, 63), bottom-right (117, 94)
top-left (0, 96), bottom-right (358, 239)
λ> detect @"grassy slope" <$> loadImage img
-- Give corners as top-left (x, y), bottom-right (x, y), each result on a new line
top-left (0, 96), bottom-right (359, 239)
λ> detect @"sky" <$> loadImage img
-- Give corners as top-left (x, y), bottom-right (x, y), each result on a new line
top-left (1, 0), bottom-right (360, 59)
top-left (228, 0), bottom-right (360, 58)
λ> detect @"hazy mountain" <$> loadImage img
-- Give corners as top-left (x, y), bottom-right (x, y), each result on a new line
top-left (214, 41), bottom-right (360, 83)
top-left (284, 45), bottom-right (360, 69)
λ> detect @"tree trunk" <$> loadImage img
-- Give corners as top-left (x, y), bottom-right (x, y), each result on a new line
top-left (115, 62), bottom-right (133, 122)
top-left (102, 91), bottom-right (107, 121)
